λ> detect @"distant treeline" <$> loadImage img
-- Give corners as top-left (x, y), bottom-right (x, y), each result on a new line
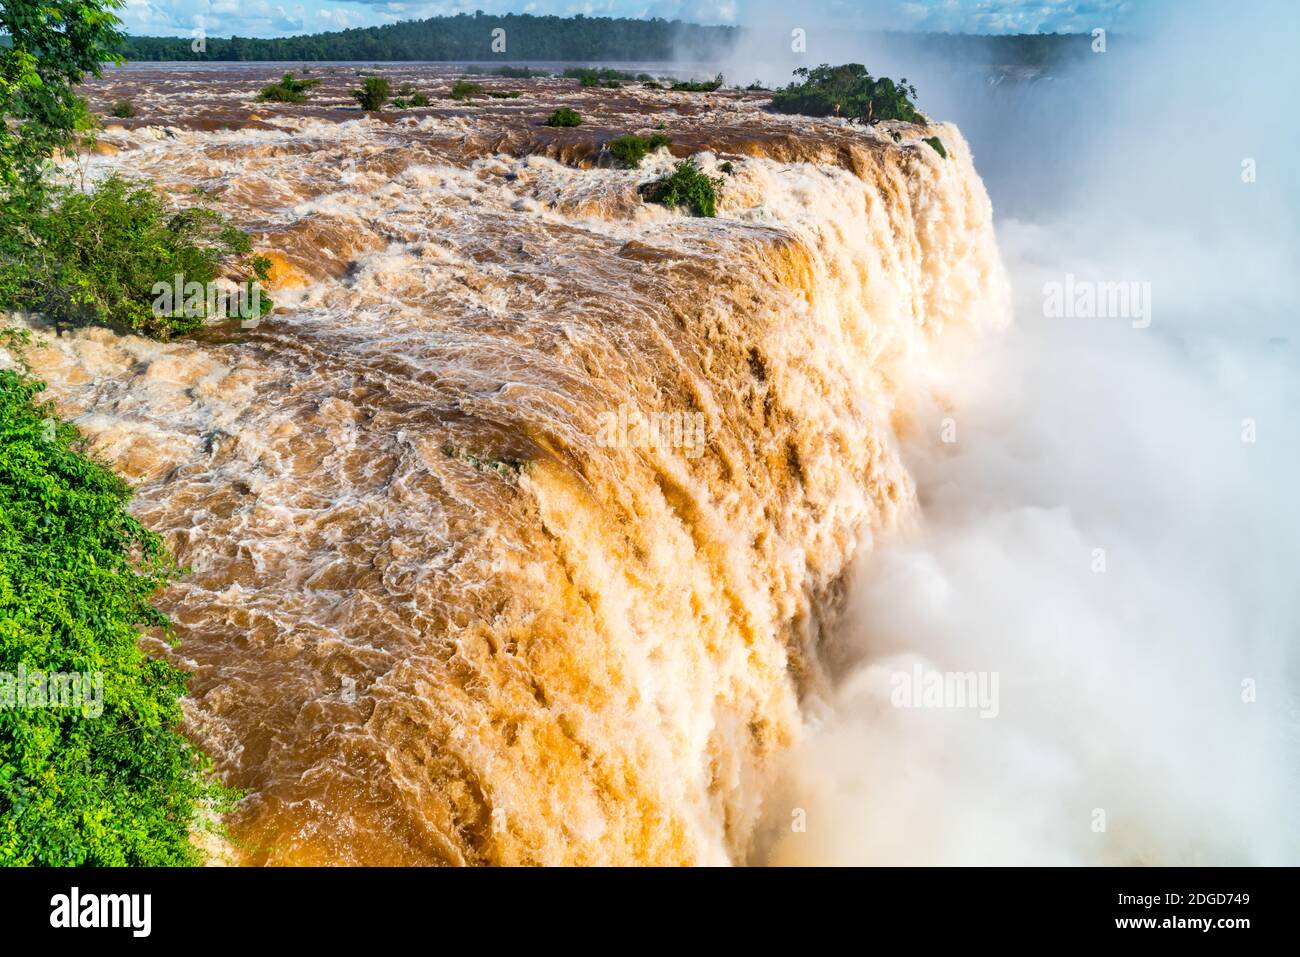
top-left (118, 13), bottom-right (737, 62)
top-left (884, 31), bottom-right (1095, 70)
top-left (115, 14), bottom-right (1091, 70)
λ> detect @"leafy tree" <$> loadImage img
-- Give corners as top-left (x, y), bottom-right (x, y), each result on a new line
top-left (770, 64), bottom-right (924, 124)
top-left (257, 71), bottom-right (319, 104)
top-left (352, 75), bottom-right (390, 111)
top-left (0, 0), bottom-right (126, 190)
top-left (545, 106), bottom-right (582, 127)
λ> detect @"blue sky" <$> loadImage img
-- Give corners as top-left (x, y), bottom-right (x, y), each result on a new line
top-left (118, 0), bottom-right (1137, 40)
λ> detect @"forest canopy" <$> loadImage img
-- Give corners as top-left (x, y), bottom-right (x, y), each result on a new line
top-left (118, 12), bottom-right (737, 62)
top-left (113, 14), bottom-right (1091, 69)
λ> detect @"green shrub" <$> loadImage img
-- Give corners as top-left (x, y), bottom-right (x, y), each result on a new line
top-left (923, 136), bottom-right (948, 158)
top-left (0, 368), bottom-right (239, 865)
top-left (545, 107), bottom-right (582, 128)
top-left (770, 64), bottom-right (924, 124)
top-left (671, 75), bottom-right (723, 92)
top-left (442, 443), bottom-right (523, 478)
top-left (641, 159), bottom-right (722, 217)
top-left (392, 90), bottom-right (431, 109)
top-left (607, 132), bottom-right (672, 169)
top-left (352, 76), bottom-right (391, 111)
top-left (257, 72), bottom-right (319, 104)
top-left (491, 66), bottom-right (547, 78)
top-left (487, 90), bottom-right (521, 99)
top-left (564, 67), bottom-right (635, 88)
top-left (0, 175), bottom-right (273, 340)
top-left (449, 80), bottom-right (484, 102)
top-left (108, 99), bottom-right (135, 119)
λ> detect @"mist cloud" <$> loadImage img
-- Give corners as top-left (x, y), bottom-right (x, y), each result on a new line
top-left (757, 0), bottom-right (1300, 865)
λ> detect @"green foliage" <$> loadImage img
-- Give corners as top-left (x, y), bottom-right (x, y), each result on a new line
top-left (449, 79), bottom-right (483, 101)
top-left (487, 90), bottom-right (521, 99)
top-left (545, 107), bottom-right (582, 128)
top-left (670, 74), bottom-right (723, 92)
top-left (0, 175), bottom-right (273, 339)
top-left (564, 67), bottom-right (635, 88)
top-left (719, 160), bottom-right (735, 175)
top-left (442, 443), bottom-right (523, 478)
top-left (113, 19), bottom-right (1092, 76)
top-left (108, 98), bottom-right (135, 118)
top-left (352, 75), bottom-right (391, 111)
top-left (256, 72), bottom-right (319, 104)
top-left (0, 0), bottom-right (127, 191)
top-left (0, 368), bottom-right (239, 865)
top-left (115, 14), bottom-right (739, 64)
top-left (391, 84), bottom-right (430, 108)
top-left (487, 65), bottom-right (547, 78)
top-left (770, 63), bottom-right (924, 124)
top-left (391, 95), bottom-right (431, 108)
top-left (0, 0), bottom-right (241, 866)
top-left (641, 158), bottom-right (722, 218)
top-left (923, 136), bottom-right (948, 159)
top-left (607, 132), bottom-right (672, 170)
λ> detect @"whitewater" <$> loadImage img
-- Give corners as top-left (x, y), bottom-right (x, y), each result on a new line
top-left (18, 37), bottom-right (1297, 866)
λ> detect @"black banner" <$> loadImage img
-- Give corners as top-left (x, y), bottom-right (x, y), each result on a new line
top-left (0, 866), bottom-right (1287, 943)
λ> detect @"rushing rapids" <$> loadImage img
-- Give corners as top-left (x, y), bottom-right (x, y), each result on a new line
top-left (20, 64), bottom-right (1009, 864)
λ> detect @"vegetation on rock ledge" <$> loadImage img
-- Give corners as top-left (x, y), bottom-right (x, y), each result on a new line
top-left (353, 75), bottom-right (391, 111)
top-left (608, 132), bottom-right (672, 169)
top-left (0, 175), bottom-right (274, 340)
top-left (770, 63), bottom-right (925, 124)
top-left (545, 107), bottom-right (583, 128)
top-left (642, 159), bottom-right (723, 218)
top-left (258, 72), bottom-right (319, 104)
